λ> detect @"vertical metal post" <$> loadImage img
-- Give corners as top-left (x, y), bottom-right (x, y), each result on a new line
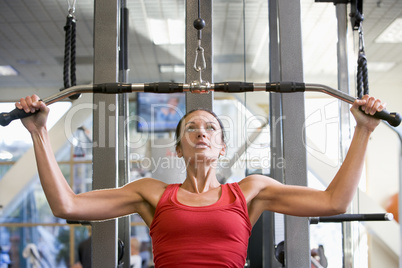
top-left (118, 2), bottom-right (131, 267)
top-left (92, 0), bottom-right (119, 267)
top-left (336, 4), bottom-right (354, 268)
top-left (336, 4), bottom-right (351, 142)
top-left (267, 0), bottom-right (284, 267)
top-left (277, 0), bottom-right (310, 267)
top-left (185, 0), bottom-right (213, 111)
top-left (246, 2), bottom-right (284, 266)
top-left (386, 125), bottom-right (402, 268)
top-left (399, 141), bottom-right (402, 268)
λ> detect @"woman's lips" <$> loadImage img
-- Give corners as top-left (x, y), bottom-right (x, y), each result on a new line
top-left (195, 141), bottom-right (210, 148)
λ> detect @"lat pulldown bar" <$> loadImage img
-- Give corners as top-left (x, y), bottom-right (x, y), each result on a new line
top-left (1, 81), bottom-right (400, 127)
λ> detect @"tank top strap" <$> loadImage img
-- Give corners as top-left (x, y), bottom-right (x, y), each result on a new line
top-left (226, 182), bottom-right (249, 211)
top-left (154, 184), bottom-right (180, 212)
top-left (151, 184), bottom-right (181, 230)
top-left (217, 183), bottom-right (235, 206)
top-left (161, 183), bottom-right (180, 203)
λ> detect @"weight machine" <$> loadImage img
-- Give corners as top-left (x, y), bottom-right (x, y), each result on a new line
top-left (1, 0), bottom-right (400, 267)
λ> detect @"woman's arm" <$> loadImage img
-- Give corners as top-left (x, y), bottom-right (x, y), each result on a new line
top-left (16, 95), bottom-right (165, 222)
top-left (241, 95), bottom-right (385, 224)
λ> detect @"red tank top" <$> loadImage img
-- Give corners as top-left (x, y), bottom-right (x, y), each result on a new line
top-left (149, 183), bottom-right (252, 268)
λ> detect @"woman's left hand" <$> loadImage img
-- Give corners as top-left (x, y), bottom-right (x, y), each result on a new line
top-left (350, 95), bottom-right (386, 132)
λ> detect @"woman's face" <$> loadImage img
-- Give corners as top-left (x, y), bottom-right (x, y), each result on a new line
top-left (176, 110), bottom-right (226, 164)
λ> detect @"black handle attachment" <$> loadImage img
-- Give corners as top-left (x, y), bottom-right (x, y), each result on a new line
top-left (0, 108), bottom-right (39, 127)
top-left (359, 107), bottom-right (401, 127)
top-left (0, 83), bottom-right (134, 127)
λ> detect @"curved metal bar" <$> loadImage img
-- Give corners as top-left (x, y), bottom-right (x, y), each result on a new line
top-left (304, 83), bottom-right (356, 104)
top-left (1, 81), bottom-right (401, 127)
top-left (42, 84), bottom-right (94, 105)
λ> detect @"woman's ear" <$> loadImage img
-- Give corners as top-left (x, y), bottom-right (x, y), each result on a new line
top-left (176, 145), bottom-right (183, 158)
top-left (219, 144), bottom-right (226, 157)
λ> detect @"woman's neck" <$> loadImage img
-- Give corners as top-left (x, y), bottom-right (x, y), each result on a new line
top-left (182, 164), bottom-right (220, 193)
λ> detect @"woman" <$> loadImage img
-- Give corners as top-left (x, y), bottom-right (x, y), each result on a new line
top-left (16, 94), bottom-right (384, 267)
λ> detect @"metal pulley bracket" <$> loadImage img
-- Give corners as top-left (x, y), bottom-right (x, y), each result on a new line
top-left (190, 80), bottom-right (211, 94)
top-left (350, 0), bottom-right (364, 30)
top-left (191, 0), bottom-right (209, 87)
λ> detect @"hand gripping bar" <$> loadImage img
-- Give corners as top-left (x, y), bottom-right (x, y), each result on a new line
top-left (1, 82), bottom-right (400, 127)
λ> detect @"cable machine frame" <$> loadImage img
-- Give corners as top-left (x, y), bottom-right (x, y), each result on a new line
top-left (0, 1), bottom-right (400, 267)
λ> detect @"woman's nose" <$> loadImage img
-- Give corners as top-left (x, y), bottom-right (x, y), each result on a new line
top-left (196, 128), bottom-right (207, 137)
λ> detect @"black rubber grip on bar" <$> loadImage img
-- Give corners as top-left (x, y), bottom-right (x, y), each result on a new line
top-left (310, 213), bottom-right (392, 224)
top-left (144, 82), bottom-right (183, 93)
top-left (359, 107), bottom-right (401, 127)
top-left (214, 82), bottom-right (254, 92)
top-left (67, 220), bottom-right (92, 226)
top-left (93, 83), bottom-right (133, 94)
top-left (0, 108), bottom-right (38, 127)
top-left (265, 81), bottom-right (306, 93)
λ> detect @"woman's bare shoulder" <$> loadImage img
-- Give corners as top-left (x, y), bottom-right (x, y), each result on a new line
top-left (124, 177), bottom-right (169, 209)
top-left (238, 174), bottom-right (279, 189)
top-left (238, 175), bottom-right (282, 202)
top-left (127, 177), bottom-right (169, 195)
top-left (133, 177), bottom-right (169, 186)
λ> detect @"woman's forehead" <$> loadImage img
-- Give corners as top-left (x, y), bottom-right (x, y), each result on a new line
top-left (184, 110), bottom-right (219, 124)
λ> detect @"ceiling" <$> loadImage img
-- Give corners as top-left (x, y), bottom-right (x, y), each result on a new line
top-left (0, 0), bottom-right (401, 108)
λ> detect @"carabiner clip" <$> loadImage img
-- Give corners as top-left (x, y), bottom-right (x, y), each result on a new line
top-left (193, 46), bottom-right (206, 72)
top-left (66, 0), bottom-right (76, 16)
top-left (358, 25), bottom-right (365, 53)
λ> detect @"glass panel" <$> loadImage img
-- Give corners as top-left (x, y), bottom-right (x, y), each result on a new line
top-left (72, 131), bottom-right (93, 162)
top-left (130, 214), bottom-right (152, 268)
top-left (310, 222), bottom-right (343, 267)
top-left (56, 142), bottom-right (72, 162)
top-left (300, 1), bottom-right (362, 265)
top-left (305, 97), bottom-right (349, 267)
top-left (212, 0), bottom-right (270, 184)
top-left (0, 102), bottom-right (72, 163)
top-left (73, 164), bottom-right (93, 194)
top-left (59, 164), bottom-right (72, 185)
top-left (33, 181), bottom-right (58, 223)
top-left (0, 225), bottom-right (70, 267)
top-left (1, 177), bottom-right (64, 224)
top-left (57, 119), bottom-right (93, 162)
top-left (308, 171), bottom-right (343, 267)
top-left (127, 1), bottom-right (185, 84)
top-left (54, 225), bottom-right (72, 267)
top-left (71, 119), bottom-right (94, 162)
top-left (129, 100), bottom-right (155, 181)
top-left (305, 98), bottom-right (340, 166)
top-left (73, 226), bottom-right (91, 265)
top-left (0, 104), bottom-right (32, 163)
top-left (0, 164), bottom-right (12, 181)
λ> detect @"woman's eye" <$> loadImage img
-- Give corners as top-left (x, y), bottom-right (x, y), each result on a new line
top-left (184, 125), bottom-right (217, 132)
top-left (206, 126), bottom-right (216, 131)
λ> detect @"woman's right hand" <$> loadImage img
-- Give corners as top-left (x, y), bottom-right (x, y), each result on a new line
top-left (350, 94), bottom-right (384, 133)
top-left (15, 95), bottom-right (49, 134)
